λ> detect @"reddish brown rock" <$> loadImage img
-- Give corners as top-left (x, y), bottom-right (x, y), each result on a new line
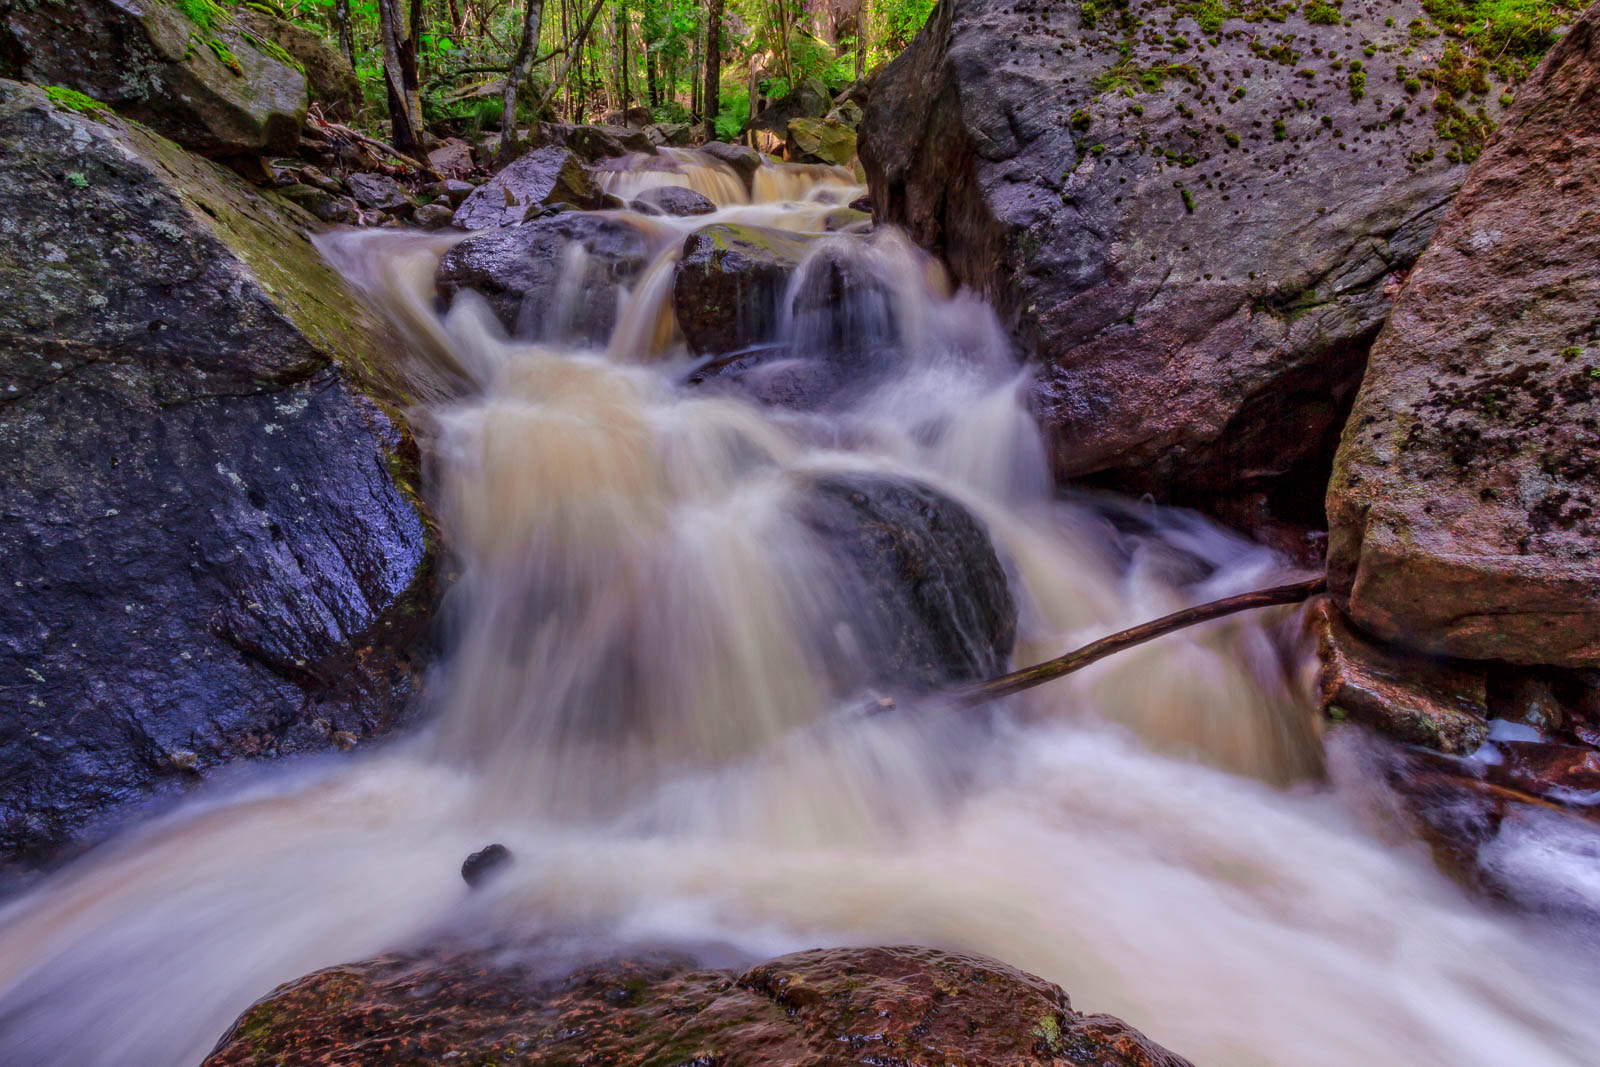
top-left (205, 945), bottom-right (1190, 1067)
top-left (1314, 601), bottom-right (1489, 754)
top-left (1326, 5), bottom-right (1600, 666)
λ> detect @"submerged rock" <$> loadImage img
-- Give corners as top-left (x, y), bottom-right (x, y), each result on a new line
top-left (861, 0), bottom-right (1498, 516)
top-left (460, 843), bottom-right (513, 887)
top-left (1326, 6), bottom-right (1600, 667)
top-left (0, 81), bottom-right (432, 867)
top-left (452, 146), bottom-right (603, 229)
top-left (798, 473), bottom-right (1016, 691)
top-left (0, 0), bottom-right (309, 157)
top-left (436, 212), bottom-right (654, 343)
top-left (205, 945), bottom-right (1192, 1066)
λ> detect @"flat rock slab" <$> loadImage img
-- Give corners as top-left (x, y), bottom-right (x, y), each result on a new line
top-left (205, 945), bottom-right (1192, 1067)
top-left (1327, 4), bottom-right (1600, 667)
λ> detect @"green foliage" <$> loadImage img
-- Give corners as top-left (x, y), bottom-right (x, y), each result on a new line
top-left (1303, 0), bottom-right (1342, 25)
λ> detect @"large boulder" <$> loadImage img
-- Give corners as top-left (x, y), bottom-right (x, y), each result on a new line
top-left (0, 0), bottom-right (309, 157)
top-left (1326, 4), bottom-right (1600, 667)
top-left (629, 183), bottom-right (716, 216)
top-left (205, 945), bottom-right (1191, 1067)
top-left (861, 0), bottom-right (1516, 515)
top-left (747, 76), bottom-right (832, 138)
top-left (436, 212), bottom-right (655, 343)
top-left (452, 146), bottom-right (603, 229)
top-left (0, 81), bottom-right (432, 866)
top-left (233, 6), bottom-right (361, 121)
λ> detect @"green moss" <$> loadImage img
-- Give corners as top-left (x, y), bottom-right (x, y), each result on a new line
top-left (42, 85), bottom-right (109, 114)
top-left (175, 0), bottom-right (230, 33)
top-left (1420, 0), bottom-right (1587, 82)
top-left (1403, 76), bottom-right (1423, 93)
top-left (1224, 131), bottom-right (1241, 147)
top-left (204, 34), bottom-right (244, 74)
top-left (1093, 58), bottom-right (1200, 94)
top-left (1348, 70), bottom-right (1367, 100)
top-left (1305, 0), bottom-right (1342, 25)
top-left (66, 171), bottom-right (89, 189)
top-left (242, 29), bottom-right (306, 73)
top-left (1272, 118), bottom-right (1286, 139)
top-left (1181, 187), bottom-right (1196, 213)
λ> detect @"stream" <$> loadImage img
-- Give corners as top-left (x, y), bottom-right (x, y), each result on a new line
top-left (1, 150), bottom-right (1598, 1066)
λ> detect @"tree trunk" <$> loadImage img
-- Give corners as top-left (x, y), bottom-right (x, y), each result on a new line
top-left (701, 0), bottom-right (722, 140)
top-left (854, 0), bottom-right (867, 81)
top-left (502, 0), bottom-right (547, 153)
top-left (616, 1), bottom-right (631, 110)
top-left (775, 0), bottom-right (793, 88)
top-left (335, 0), bottom-right (356, 68)
top-left (446, 0), bottom-right (466, 37)
top-left (378, 0), bottom-right (424, 151)
top-left (537, 0), bottom-right (608, 116)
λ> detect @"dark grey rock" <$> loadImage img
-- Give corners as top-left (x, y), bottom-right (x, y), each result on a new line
top-left (0, 81), bottom-right (432, 868)
top-left (451, 146), bottom-right (603, 230)
top-left (413, 202), bottom-right (456, 229)
top-left (628, 185), bottom-right (716, 216)
top-left (436, 212), bottom-right (654, 344)
top-left (346, 172), bottom-right (412, 214)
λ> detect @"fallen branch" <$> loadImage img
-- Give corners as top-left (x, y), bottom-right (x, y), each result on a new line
top-left (945, 576), bottom-right (1327, 708)
top-left (308, 106), bottom-right (442, 181)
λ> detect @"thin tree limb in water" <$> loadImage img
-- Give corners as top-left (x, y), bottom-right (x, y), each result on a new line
top-left (946, 576), bottom-right (1327, 708)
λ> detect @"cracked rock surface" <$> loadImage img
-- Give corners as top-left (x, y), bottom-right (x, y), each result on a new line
top-left (0, 81), bottom-right (433, 869)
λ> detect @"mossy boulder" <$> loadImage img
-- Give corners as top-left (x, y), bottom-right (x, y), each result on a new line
top-left (1326, 2), bottom-right (1600, 667)
top-left (787, 115), bottom-right (858, 166)
top-left (0, 80), bottom-right (432, 867)
top-left (860, 0), bottom-right (1557, 520)
top-left (204, 945), bottom-right (1192, 1067)
top-left (0, 0), bottom-right (310, 157)
top-left (234, 6), bottom-right (360, 121)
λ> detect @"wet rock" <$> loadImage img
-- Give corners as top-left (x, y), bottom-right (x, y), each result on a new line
top-left (861, 0), bottom-right (1497, 516)
top-left (798, 473), bottom-right (1016, 690)
top-left (233, 7), bottom-right (360, 122)
top-left (673, 223), bottom-right (814, 355)
top-left (452, 146), bottom-right (602, 229)
top-left (205, 944), bottom-right (1190, 1067)
top-left (436, 212), bottom-right (654, 344)
top-left (628, 184), bottom-right (716, 216)
top-left (412, 202), bottom-right (456, 229)
top-left (787, 116), bottom-right (858, 166)
top-left (1313, 601), bottom-right (1488, 754)
top-left (295, 165), bottom-right (347, 195)
top-left (0, 0), bottom-right (309, 157)
top-left (0, 81), bottom-right (432, 868)
top-left (460, 843), bottom-right (512, 887)
top-left (344, 172), bottom-right (412, 214)
top-left (1326, 7), bottom-right (1600, 667)
top-left (274, 183), bottom-right (359, 224)
top-left (698, 140), bottom-right (762, 188)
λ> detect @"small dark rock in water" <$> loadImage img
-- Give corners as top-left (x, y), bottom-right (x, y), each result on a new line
top-left (461, 844), bottom-right (512, 887)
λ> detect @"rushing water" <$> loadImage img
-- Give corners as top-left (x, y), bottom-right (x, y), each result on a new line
top-left (1, 150), bottom-right (1597, 1067)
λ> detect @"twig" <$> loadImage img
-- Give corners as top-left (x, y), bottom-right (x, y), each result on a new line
top-left (944, 576), bottom-right (1327, 708)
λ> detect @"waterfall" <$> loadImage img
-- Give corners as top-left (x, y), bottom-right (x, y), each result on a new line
top-left (1, 154), bottom-right (1596, 1067)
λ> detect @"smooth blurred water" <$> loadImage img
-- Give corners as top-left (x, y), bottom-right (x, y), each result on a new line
top-left (1, 149), bottom-right (1596, 1067)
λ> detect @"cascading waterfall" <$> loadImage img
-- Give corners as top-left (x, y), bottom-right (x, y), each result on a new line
top-left (1, 150), bottom-right (1598, 1067)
